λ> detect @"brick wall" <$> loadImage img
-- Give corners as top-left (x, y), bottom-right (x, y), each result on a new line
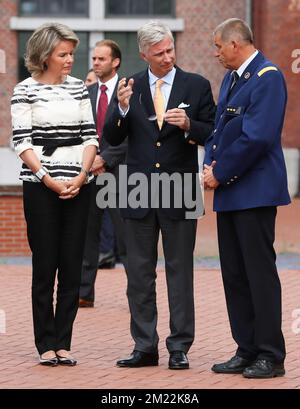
top-left (251, 0), bottom-right (299, 147)
top-left (176, 0), bottom-right (247, 100)
top-left (176, 0), bottom-right (300, 148)
top-left (0, 0), bottom-right (17, 147)
top-left (0, 189), bottom-right (30, 256)
top-left (0, 1), bottom-right (21, 256)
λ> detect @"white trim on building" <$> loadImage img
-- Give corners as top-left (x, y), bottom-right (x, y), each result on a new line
top-left (0, 147), bottom-right (22, 186)
top-left (10, 17), bottom-right (184, 32)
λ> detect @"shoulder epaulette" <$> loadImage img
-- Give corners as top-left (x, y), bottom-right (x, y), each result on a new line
top-left (257, 66), bottom-right (278, 77)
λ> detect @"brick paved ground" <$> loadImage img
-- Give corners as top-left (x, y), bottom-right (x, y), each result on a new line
top-left (0, 193), bottom-right (299, 389)
top-left (0, 267), bottom-right (299, 389)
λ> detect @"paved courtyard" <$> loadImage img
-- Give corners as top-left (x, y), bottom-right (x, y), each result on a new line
top-left (0, 193), bottom-right (299, 389)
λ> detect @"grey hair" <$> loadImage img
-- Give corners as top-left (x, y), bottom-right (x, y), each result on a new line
top-left (214, 18), bottom-right (253, 44)
top-left (25, 22), bottom-right (79, 76)
top-left (137, 20), bottom-right (174, 53)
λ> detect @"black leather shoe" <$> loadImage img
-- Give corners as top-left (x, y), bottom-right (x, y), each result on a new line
top-left (98, 252), bottom-right (116, 269)
top-left (243, 359), bottom-right (285, 378)
top-left (116, 350), bottom-right (159, 367)
top-left (211, 355), bottom-right (254, 374)
top-left (169, 351), bottom-right (189, 369)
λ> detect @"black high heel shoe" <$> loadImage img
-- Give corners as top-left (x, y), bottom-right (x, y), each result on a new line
top-left (39, 355), bottom-right (58, 366)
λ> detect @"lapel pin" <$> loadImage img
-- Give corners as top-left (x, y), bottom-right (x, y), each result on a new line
top-left (244, 72), bottom-right (251, 80)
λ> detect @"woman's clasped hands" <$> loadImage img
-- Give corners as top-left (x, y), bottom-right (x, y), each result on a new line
top-left (43, 172), bottom-right (86, 199)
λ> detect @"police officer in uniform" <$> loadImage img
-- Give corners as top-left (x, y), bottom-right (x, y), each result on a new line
top-left (204, 18), bottom-right (290, 379)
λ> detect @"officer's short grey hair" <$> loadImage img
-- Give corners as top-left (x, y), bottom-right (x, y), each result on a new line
top-left (214, 18), bottom-right (254, 44)
top-left (137, 20), bottom-right (174, 53)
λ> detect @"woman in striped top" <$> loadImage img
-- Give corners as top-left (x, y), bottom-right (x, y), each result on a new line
top-left (11, 23), bottom-right (98, 366)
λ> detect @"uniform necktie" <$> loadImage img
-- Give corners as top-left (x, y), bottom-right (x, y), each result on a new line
top-left (96, 84), bottom-right (108, 140)
top-left (153, 79), bottom-right (165, 130)
top-left (228, 71), bottom-right (239, 97)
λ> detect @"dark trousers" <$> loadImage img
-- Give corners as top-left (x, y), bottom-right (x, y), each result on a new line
top-left (125, 210), bottom-right (197, 354)
top-left (23, 181), bottom-right (91, 355)
top-left (217, 207), bottom-right (286, 363)
top-left (80, 180), bottom-right (126, 301)
top-left (100, 210), bottom-right (126, 259)
top-left (100, 210), bottom-right (115, 253)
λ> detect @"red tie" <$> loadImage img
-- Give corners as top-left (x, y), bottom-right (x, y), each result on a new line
top-left (96, 84), bottom-right (108, 140)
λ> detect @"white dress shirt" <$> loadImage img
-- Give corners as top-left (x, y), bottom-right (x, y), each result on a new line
top-left (96, 73), bottom-right (118, 111)
top-left (148, 66), bottom-right (176, 109)
top-left (119, 67), bottom-right (177, 116)
top-left (236, 50), bottom-right (259, 77)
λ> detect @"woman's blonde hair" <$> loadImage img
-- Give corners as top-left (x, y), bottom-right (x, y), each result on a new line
top-left (25, 22), bottom-right (79, 76)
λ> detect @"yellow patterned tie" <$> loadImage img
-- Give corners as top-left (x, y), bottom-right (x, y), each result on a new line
top-left (153, 79), bottom-right (165, 130)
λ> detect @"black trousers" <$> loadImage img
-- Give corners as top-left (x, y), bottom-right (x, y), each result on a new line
top-left (80, 180), bottom-right (126, 301)
top-left (23, 181), bottom-right (91, 355)
top-left (217, 207), bottom-right (286, 363)
top-left (125, 210), bottom-right (197, 354)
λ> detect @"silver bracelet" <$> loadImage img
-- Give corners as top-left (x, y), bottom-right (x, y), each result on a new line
top-left (34, 166), bottom-right (48, 181)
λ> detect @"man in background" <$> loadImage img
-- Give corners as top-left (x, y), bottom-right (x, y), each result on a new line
top-left (85, 68), bottom-right (97, 86)
top-left (80, 40), bottom-right (127, 308)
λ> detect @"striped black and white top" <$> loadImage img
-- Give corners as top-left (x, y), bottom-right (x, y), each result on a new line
top-left (11, 75), bottom-right (99, 183)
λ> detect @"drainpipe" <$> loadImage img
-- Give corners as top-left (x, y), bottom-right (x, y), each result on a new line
top-left (295, 152), bottom-right (300, 198)
top-left (245, 0), bottom-right (252, 26)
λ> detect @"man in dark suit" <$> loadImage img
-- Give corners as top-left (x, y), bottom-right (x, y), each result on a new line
top-left (104, 21), bottom-right (215, 369)
top-left (204, 18), bottom-right (290, 378)
top-left (79, 40), bottom-right (127, 308)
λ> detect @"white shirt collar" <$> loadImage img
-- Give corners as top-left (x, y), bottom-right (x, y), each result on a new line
top-left (97, 73), bottom-right (118, 91)
top-left (148, 66), bottom-right (176, 86)
top-left (236, 50), bottom-right (259, 77)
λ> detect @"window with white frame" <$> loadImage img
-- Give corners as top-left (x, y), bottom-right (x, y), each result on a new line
top-left (19, 0), bottom-right (89, 17)
top-left (105, 32), bottom-right (147, 77)
top-left (105, 0), bottom-right (174, 17)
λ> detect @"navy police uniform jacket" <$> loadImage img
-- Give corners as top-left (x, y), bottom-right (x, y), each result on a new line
top-left (204, 51), bottom-right (291, 212)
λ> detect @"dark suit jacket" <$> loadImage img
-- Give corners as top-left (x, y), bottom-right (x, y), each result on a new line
top-left (204, 52), bottom-right (290, 212)
top-left (87, 81), bottom-right (127, 177)
top-left (104, 66), bottom-right (215, 219)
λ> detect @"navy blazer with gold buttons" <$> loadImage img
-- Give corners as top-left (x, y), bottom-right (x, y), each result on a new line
top-left (104, 66), bottom-right (216, 220)
top-left (204, 51), bottom-right (290, 212)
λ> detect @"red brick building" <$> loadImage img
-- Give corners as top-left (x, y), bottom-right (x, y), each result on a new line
top-left (0, 0), bottom-right (299, 256)
top-left (253, 0), bottom-right (300, 148)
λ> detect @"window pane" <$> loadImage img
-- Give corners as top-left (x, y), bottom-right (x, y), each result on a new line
top-left (106, 0), bottom-right (128, 15)
top-left (153, 0), bottom-right (173, 15)
top-left (19, 0), bottom-right (88, 16)
top-left (65, 0), bottom-right (89, 15)
top-left (130, 0), bottom-right (149, 15)
top-left (19, 0), bottom-right (39, 16)
top-left (18, 31), bottom-right (88, 82)
top-left (105, 32), bottom-right (147, 78)
top-left (72, 32), bottom-right (89, 81)
top-left (44, 0), bottom-right (63, 14)
top-left (18, 32), bottom-right (31, 81)
top-left (106, 0), bottom-right (173, 16)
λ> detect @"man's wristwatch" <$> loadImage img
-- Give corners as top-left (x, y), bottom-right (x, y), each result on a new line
top-left (34, 167), bottom-right (48, 181)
